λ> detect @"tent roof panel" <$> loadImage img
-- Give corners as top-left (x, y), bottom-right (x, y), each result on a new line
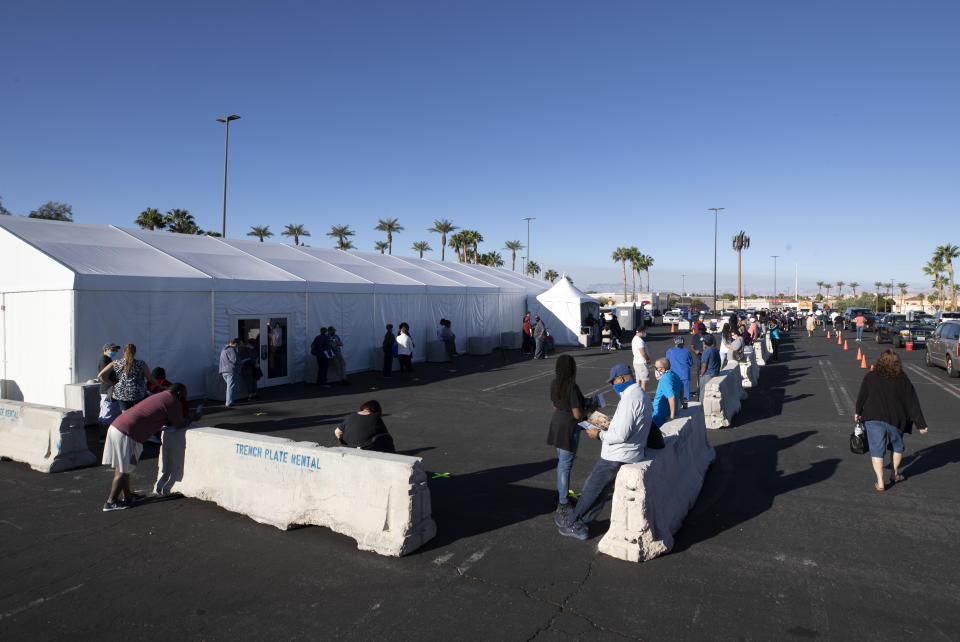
top-left (296, 247), bottom-right (425, 292)
top-left (397, 257), bottom-right (502, 291)
top-left (354, 252), bottom-right (466, 290)
top-left (219, 239), bottom-right (374, 292)
top-left (423, 260), bottom-right (522, 292)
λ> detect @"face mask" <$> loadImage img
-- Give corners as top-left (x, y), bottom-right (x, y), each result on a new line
top-left (654, 370), bottom-right (664, 381)
top-left (612, 380), bottom-right (633, 397)
top-left (108, 351), bottom-right (119, 360)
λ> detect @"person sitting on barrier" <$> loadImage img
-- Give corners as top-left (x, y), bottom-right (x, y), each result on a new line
top-left (555, 363), bottom-right (652, 541)
top-left (101, 383), bottom-right (199, 512)
top-left (546, 355), bottom-right (593, 516)
top-left (665, 336), bottom-right (693, 407)
top-left (334, 400), bottom-right (396, 453)
top-left (699, 334), bottom-right (721, 392)
top-left (651, 357), bottom-right (682, 433)
top-left (721, 324), bottom-right (743, 368)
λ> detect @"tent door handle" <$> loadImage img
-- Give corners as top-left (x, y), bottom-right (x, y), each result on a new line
top-left (261, 345), bottom-right (268, 360)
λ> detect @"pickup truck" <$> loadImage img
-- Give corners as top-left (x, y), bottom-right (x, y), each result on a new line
top-left (875, 314), bottom-right (933, 348)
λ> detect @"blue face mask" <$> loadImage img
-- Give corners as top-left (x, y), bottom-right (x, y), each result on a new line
top-left (612, 380), bottom-right (633, 397)
top-left (107, 351), bottom-right (119, 360)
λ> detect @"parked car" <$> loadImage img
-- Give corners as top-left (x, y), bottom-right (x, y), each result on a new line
top-left (843, 309), bottom-right (878, 332)
top-left (932, 311), bottom-right (960, 325)
top-left (663, 309), bottom-right (683, 325)
top-left (875, 314), bottom-right (933, 348)
top-left (925, 320), bottom-right (960, 377)
top-left (842, 307), bottom-right (872, 331)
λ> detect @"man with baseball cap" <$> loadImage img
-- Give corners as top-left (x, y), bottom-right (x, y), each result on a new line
top-left (555, 363), bottom-right (652, 540)
top-left (665, 336), bottom-right (694, 407)
top-left (97, 343), bottom-right (121, 440)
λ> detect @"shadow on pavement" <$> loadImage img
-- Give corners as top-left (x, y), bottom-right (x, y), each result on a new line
top-left (423, 459), bottom-right (558, 549)
top-left (902, 437), bottom-right (960, 479)
top-left (672, 431), bottom-right (841, 553)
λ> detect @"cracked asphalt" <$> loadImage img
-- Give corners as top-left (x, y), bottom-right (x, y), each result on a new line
top-left (2, 324), bottom-right (959, 640)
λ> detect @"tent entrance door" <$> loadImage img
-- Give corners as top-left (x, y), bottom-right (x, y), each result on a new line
top-left (235, 316), bottom-right (290, 387)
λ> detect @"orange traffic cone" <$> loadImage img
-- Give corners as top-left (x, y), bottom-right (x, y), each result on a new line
top-left (827, 330), bottom-right (831, 339)
top-left (856, 347), bottom-right (862, 360)
top-left (861, 355), bottom-right (868, 369)
top-left (837, 334), bottom-right (842, 345)
top-left (670, 323), bottom-right (675, 333)
top-left (843, 340), bottom-right (849, 350)
top-left (870, 364), bottom-right (874, 371)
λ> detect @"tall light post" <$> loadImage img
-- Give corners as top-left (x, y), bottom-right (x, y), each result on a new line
top-left (216, 114), bottom-right (241, 237)
top-left (708, 208), bottom-right (724, 311)
top-left (521, 217), bottom-right (535, 275)
top-left (771, 255), bottom-right (779, 306)
top-left (681, 274), bottom-right (687, 297)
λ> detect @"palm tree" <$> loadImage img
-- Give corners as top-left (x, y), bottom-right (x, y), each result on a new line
top-left (934, 244), bottom-right (959, 310)
top-left (731, 231), bottom-right (750, 309)
top-left (612, 248), bottom-right (629, 302)
top-left (326, 224), bottom-right (355, 250)
top-left (848, 281), bottom-right (859, 298)
top-left (626, 247), bottom-right (640, 302)
top-left (816, 281), bottom-right (824, 299)
top-left (339, 239), bottom-right (356, 250)
top-left (247, 225), bottom-right (273, 242)
top-left (543, 269), bottom-right (559, 283)
top-left (897, 282), bottom-right (909, 311)
top-left (164, 209), bottom-right (199, 234)
top-left (823, 283), bottom-right (832, 308)
top-left (478, 251), bottom-right (504, 267)
top-left (412, 241), bottom-right (432, 258)
top-left (526, 261), bottom-right (541, 278)
top-left (135, 207), bottom-right (165, 230)
top-left (639, 254), bottom-right (654, 292)
top-left (374, 241), bottom-right (389, 254)
top-left (461, 230), bottom-right (483, 263)
top-left (503, 240), bottom-right (524, 272)
top-left (375, 218), bottom-right (403, 254)
top-left (448, 231), bottom-right (469, 262)
top-left (873, 281), bottom-right (883, 313)
top-left (922, 257), bottom-right (946, 310)
top-left (428, 219), bottom-right (458, 261)
top-left (835, 280), bottom-right (845, 300)
top-left (282, 224), bottom-right (310, 246)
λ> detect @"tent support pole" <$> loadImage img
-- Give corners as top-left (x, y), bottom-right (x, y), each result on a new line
top-left (70, 290), bottom-right (79, 384)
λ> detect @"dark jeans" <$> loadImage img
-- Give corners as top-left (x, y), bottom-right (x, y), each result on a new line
top-left (534, 337), bottom-right (546, 359)
top-left (316, 355), bottom-right (329, 385)
top-left (398, 354), bottom-right (413, 373)
top-left (570, 458), bottom-right (624, 525)
top-left (383, 350), bottom-right (393, 377)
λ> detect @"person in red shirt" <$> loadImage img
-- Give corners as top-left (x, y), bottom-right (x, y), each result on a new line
top-left (522, 314), bottom-right (533, 355)
top-left (101, 384), bottom-right (200, 512)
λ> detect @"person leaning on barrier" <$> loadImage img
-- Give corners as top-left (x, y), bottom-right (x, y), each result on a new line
top-left (665, 336), bottom-right (694, 407)
top-left (699, 333), bottom-right (721, 392)
top-left (854, 350), bottom-right (928, 492)
top-left (554, 364), bottom-right (652, 541)
top-left (101, 383), bottom-right (200, 512)
top-left (651, 357), bottom-right (682, 438)
top-left (334, 400), bottom-right (396, 453)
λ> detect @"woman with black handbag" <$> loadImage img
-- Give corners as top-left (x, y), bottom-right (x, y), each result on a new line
top-left (854, 350), bottom-right (929, 491)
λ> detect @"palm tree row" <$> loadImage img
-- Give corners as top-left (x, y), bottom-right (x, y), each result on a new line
top-left (924, 244), bottom-right (959, 311)
top-left (135, 207), bottom-right (220, 236)
top-left (611, 247), bottom-right (654, 302)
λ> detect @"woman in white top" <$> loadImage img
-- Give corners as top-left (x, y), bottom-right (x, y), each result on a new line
top-left (631, 327), bottom-right (652, 391)
top-left (720, 323), bottom-right (743, 369)
top-left (396, 322), bottom-right (415, 374)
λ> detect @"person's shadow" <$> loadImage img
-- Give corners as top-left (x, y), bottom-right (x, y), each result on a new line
top-left (672, 431), bottom-right (841, 552)
top-left (900, 437), bottom-right (960, 478)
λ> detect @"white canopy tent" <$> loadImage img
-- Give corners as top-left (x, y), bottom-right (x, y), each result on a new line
top-left (532, 278), bottom-right (600, 346)
top-left (0, 217), bottom-right (546, 406)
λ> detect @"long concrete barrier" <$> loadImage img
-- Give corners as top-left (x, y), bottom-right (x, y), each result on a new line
top-left (702, 367), bottom-right (743, 429)
top-left (155, 427), bottom-right (436, 556)
top-left (755, 335), bottom-right (770, 366)
top-left (598, 403), bottom-right (716, 562)
top-left (739, 348), bottom-right (759, 388)
top-left (0, 400), bottom-right (96, 472)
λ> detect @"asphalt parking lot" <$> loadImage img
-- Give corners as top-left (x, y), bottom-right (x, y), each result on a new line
top-left (2, 324), bottom-right (959, 640)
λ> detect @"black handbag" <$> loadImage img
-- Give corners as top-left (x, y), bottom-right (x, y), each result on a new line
top-left (849, 423), bottom-right (869, 455)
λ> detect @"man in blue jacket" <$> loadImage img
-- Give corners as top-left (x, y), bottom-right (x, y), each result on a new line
top-left (665, 336), bottom-right (694, 407)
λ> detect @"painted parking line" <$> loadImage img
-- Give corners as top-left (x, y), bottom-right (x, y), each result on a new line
top-left (480, 369), bottom-right (554, 392)
top-left (905, 363), bottom-right (960, 402)
top-left (817, 360), bottom-right (848, 416)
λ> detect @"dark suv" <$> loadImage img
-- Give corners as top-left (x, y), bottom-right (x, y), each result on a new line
top-left (926, 321), bottom-right (960, 377)
top-left (843, 310), bottom-right (878, 332)
top-left (875, 314), bottom-right (933, 348)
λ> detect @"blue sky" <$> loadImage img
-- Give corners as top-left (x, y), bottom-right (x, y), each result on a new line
top-left (2, 1), bottom-right (957, 295)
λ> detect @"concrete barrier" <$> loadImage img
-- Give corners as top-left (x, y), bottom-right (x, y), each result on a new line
top-left (0, 400), bottom-right (96, 472)
top-left (598, 403), bottom-right (716, 562)
top-left (739, 348), bottom-right (759, 388)
top-left (64, 381), bottom-right (101, 426)
top-left (678, 320), bottom-right (691, 331)
top-left (467, 336), bottom-right (494, 355)
top-left (155, 427), bottom-right (436, 556)
top-left (500, 331), bottom-right (522, 350)
top-left (702, 368), bottom-right (743, 429)
top-left (755, 335), bottom-right (770, 366)
top-left (426, 340), bottom-right (450, 363)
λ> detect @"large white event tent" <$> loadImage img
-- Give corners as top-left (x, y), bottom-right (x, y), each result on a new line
top-left (532, 278), bottom-right (601, 346)
top-left (0, 217), bottom-right (547, 406)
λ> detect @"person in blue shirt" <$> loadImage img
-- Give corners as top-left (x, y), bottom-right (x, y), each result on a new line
top-left (664, 336), bottom-right (694, 407)
top-left (699, 333), bottom-right (722, 392)
top-left (768, 322), bottom-right (781, 361)
top-left (651, 357), bottom-right (683, 429)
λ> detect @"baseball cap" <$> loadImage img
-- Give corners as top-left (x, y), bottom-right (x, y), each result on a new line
top-left (606, 363), bottom-right (633, 383)
top-left (703, 334), bottom-right (715, 346)
top-left (102, 343), bottom-right (120, 352)
top-left (674, 336), bottom-right (685, 346)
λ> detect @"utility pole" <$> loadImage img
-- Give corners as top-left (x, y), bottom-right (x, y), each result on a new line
top-left (216, 114), bottom-right (241, 238)
top-left (771, 255), bottom-right (779, 307)
top-left (708, 208), bottom-right (724, 312)
top-left (521, 217), bottom-right (535, 275)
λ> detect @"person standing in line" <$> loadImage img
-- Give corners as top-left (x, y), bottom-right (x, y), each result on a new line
top-left (806, 313), bottom-right (816, 337)
top-left (768, 322), bottom-right (781, 361)
top-left (218, 338), bottom-right (241, 407)
top-left (533, 315), bottom-right (548, 359)
top-left (546, 355), bottom-right (592, 516)
top-left (327, 326), bottom-right (349, 385)
top-left (98, 344), bottom-right (161, 412)
top-left (855, 310), bottom-right (866, 343)
top-left (689, 327), bottom-right (705, 400)
top-left (522, 313), bottom-right (533, 355)
top-left (855, 350), bottom-right (929, 491)
top-left (665, 336), bottom-right (694, 407)
top-left (311, 327), bottom-right (332, 388)
top-left (396, 322), bottom-right (415, 374)
top-left (381, 324), bottom-right (396, 378)
top-left (238, 338), bottom-right (260, 399)
top-left (97, 343), bottom-right (121, 440)
top-left (631, 327), bottom-right (652, 391)
top-left (555, 363), bottom-right (652, 540)
top-left (438, 319), bottom-right (457, 359)
top-left (698, 334), bottom-right (721, 392)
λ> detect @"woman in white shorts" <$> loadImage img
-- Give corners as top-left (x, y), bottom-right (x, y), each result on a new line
top-left (631, 328), bottom-right (652, 391)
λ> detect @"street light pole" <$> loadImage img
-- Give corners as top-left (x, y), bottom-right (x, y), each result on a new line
top-left (771, 255), bottom-right (779, 306)
top-left (216, 115), bottom-right (241, 238)
top-left (522, 217), bottom-right (535, 275)
top-left (708, 208), bottom-right (724, 312)
top-left (681, 274), bottom-right (686, 297)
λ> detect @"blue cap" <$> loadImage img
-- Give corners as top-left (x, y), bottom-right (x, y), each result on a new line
top-left (607, 363), bottom-right (633, 383)
top-left (703, 334), bottom-right (715, 346)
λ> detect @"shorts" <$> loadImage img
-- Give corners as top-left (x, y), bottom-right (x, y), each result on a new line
top-left (864, 420), bottom-right (904, 458)
top-left (99, 394), bottom-right (120, 426)
top-left (633, 360), bottom-right (650, 382)
top-left (102, 426), bottom-right (143, 473)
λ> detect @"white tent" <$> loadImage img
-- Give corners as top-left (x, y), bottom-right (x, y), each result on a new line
top-left (0, 217), bottom-right (543, 406)
top-left (533, 278), bottom-right (600, 346)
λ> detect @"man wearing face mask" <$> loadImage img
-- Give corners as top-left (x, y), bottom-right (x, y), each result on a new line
top-left (555, 363), bottom-right (651, 540)
top-left (97, 343), bottom-right (121, 441)
top-left (651, 357), bottom-right (683, 432)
